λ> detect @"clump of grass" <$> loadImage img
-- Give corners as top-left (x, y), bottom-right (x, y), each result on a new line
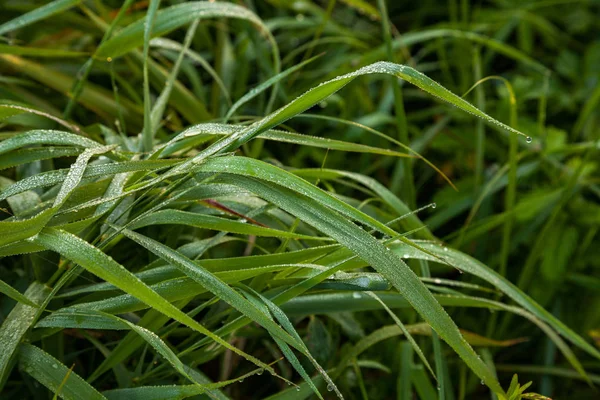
top-left (0, 1), bottom-right (598, 399)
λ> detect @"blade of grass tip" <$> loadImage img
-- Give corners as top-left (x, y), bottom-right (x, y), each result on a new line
top-left (52, 363), bottom-right (75, 400)
top-left (150, 18), bottom-right (199, 138)
top-left (19, 343), bottom-right (106, 400)
top-left (0, 279), bottom-right (40, 308)
top-left (31, 228), bottom-right (279, 377)
top-left (92, 61), bottom-right (520, 211)
top-left (377, 0), bottom-right (415, 208)
top-left (141, 0), bottom-right (161, 152)
top-left (366, 291), bottom-right (436, 380)
top-left (0, 0), bottom-right (81, 36)
top-left (296, 114), bottom-right (457, 191)
top-left (224, 53), bottom-right (324, 122)
top-left (0, 103), bottom-right (81, 133)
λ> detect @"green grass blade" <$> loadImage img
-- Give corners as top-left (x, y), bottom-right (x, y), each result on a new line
top-left (0, 279), bottom-right (40, 308)
top-left (118, 228), bottom-right (318, 356)
top-left (0, 44), bottom-right (86, 57)
top-left (0, 0), bottom-right (81, 36)
top-left (395, 241), bottom-right (600, 361)
top-left (0, 282), bottom-right (50, 390)
top-left (214, 173), bottom-right (506, 397)
top-left (128, 209), bottom-right (330, 240)
top-left (141, 0), bottom-right (161, 152)
top-left (0, 130), bottom-right (101, 155)
top-left (31, 227), bottom-right (277, 375)
top-left (224, 54), bottom-right (322, 121)
top-left (96, 2), bottom-right (278, 61)
top-left (19, 343), bottom-right (106, 400)
top-left (171, 123), bottom-right (411, 158)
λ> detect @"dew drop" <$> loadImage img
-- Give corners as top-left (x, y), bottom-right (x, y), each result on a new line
top-left (296, 386), bottom-right (301, 391)
top-left (327, 384), bottom-right (334, 391)
top-left (403, 253), bottom-right (410, 259)
top-left (352, 292), bottom-right (361, 299)
top-left (238, 378), bottom-right (244, 383)
top-left (480, 380), bottom-right (485, 385)
top-left (106, 57), bottom-right (113, 63)
top-left (52, 364), bottom-right (58, 369)
top-left (257, 368), bottom-right (264, 375)
top-left (526, 136), bottom-right (532, 143)
top-left (431, 202), bottom-right (437, 209)
top-left (319, 101), bottom-right (328, 108)
top-left (443, 247), bottom-right (448, 252)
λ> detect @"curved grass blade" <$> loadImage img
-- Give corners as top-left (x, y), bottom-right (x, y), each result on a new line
top-left (214, 173), bottom-right (506, 397)
top-left (394, 241), bottom-right (600, 362)
top-left (0, 159), bottom-right (181, 201)
top-left (18, 343), bottom-right (106, 400)
top-left (175, 61), bottom-right (528, 176)
top-left (31, 228), bottom-right (278, 375)
top-left (129, 209), bottom-right (330, 240)
top-left (118, 227), bottom-right (322, 356)
top-left (0, 103), bottom-right (81, 132)
top-left (0, 147), bottom-right (83, 171)
top-left (171, 123), bottom-right (411, 158)
top-left (0, 130), bottom-right (101, 156)
top-left (365, 291), bottom-right (435, 379)
top-left (224, 54), bottom-right (323, 122)
top-left (36, 308), bottom-right (203, 384)
top-left (96, 2), bottom-right (279, 68)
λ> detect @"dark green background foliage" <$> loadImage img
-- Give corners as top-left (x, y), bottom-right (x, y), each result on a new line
top-left (0, 0), bottom-right (599, 399)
